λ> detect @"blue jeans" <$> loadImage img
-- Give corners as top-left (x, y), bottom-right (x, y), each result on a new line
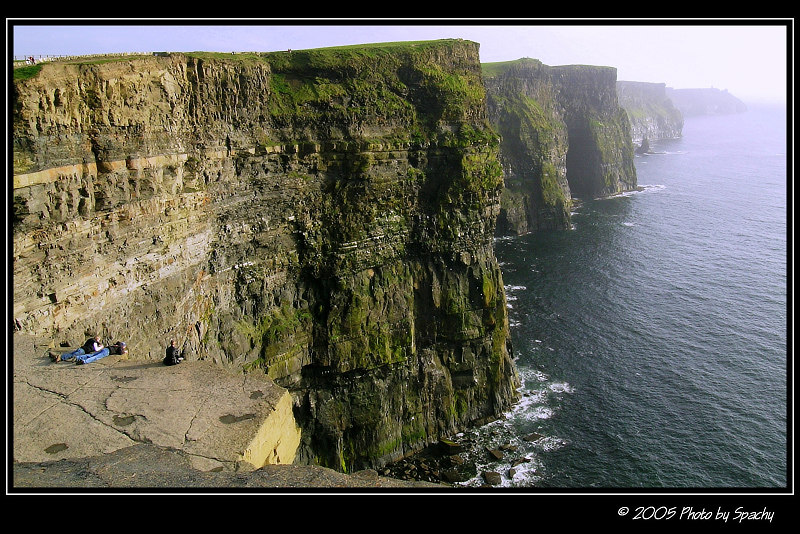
top-left (75, 348), bottom-right (110, 364)
top-left (60, 348), bottom-right (85, 361)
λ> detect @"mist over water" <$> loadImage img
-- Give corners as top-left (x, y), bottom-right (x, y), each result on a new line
top-left (460, 105), bottom-right (788, 489)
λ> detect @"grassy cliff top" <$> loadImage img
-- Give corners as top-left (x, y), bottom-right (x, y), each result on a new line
top-left (481, 57), bottom-right (544, 78)
top-left (192, 38), bottom-right (474, 59)
top-left (15, 39), bottom-right (472, 67)
top-left (482, 57), bottom-right (618, 79)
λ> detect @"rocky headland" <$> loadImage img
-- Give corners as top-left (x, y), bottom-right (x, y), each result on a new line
top-left (485, 59), bottom-right (638, 235)
top-left (12, 40), bottom-right (520, 482)
top-left (12, 40), bottom-right (641, 490)
top-left (617, 80), bottom-right (684, 145)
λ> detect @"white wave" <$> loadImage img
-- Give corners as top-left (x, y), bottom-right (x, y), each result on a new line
top-left (536, 436), bottom-right (568, 452)
top-left (549, 382), bottom-right (575, 394)
top-left (515, 388), bottom-right (548, 406)
top-left (601, 184), bottom-right (666, 199)
top-left (520, 405), bottom-right (555, 422)
top-left (505, 284), bottom-right (527, 292)
top-left (523, 369), bottom-right (550, 383)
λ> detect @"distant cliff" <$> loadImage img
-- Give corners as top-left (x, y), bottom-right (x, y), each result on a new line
top-left (483, 59), bottom-right (637, 235)
top-left (617, 81), bottom-right (684, 144)
top-left (665, 87), bottom-right (747, 117)
top-left (12, 40), bottom-right (520, 473)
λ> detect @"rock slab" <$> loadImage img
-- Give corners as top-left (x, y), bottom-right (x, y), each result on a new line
top-left (12, 333), bottom-right (301, 475)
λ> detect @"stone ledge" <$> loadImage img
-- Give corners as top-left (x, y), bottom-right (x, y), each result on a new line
top-left (11, 443), bottom-right (445, 490)
top-left (12, 333), bottom-right (300, 473)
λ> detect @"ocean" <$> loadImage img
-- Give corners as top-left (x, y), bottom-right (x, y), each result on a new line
top-left (458, 104), bottom-right (789, 489)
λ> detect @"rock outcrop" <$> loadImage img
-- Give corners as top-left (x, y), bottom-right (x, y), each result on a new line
top-left (13, 333), bottom-right (301, 472)
top-left (12, 40), bottom-right (520, 474)
top-left (483, 59), bottom-right (638, 235)
top-left (617, 81), bottom-right (684, 144)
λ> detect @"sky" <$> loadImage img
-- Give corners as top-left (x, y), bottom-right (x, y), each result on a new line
top-left (8, 19), bottom-right (791, 104)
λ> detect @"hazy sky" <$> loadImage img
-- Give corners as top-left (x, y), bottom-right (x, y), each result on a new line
top-left (9, 19), bottom-right (790, 104)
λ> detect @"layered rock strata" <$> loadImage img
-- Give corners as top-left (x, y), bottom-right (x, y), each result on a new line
top-left (617, 81), bottom-right (684, 144)
top-left (12, 40), bottom-right (520, 473)
top-left (484, 59), bottom-right (638, 235)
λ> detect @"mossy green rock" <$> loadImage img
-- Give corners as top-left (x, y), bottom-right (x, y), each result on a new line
top-left (484, 59), bottom-right (638, 234)
top-left (12, 40), bottom-right (519, 472)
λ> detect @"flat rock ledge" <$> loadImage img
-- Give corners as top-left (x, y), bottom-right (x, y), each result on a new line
top-left (12, 333), bottom-right (442, 490)
top-left (12, 443), bottom-right (443, 489)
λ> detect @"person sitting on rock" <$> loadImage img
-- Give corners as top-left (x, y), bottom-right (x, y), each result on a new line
top-left (51, 335), bottom-right (103, 363)
top-left (163, 339), bottom-right (184, 366)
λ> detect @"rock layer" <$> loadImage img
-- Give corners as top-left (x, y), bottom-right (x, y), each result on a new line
top-left (12, 41), bottom-right (520, 473)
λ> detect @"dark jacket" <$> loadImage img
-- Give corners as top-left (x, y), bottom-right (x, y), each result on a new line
top-left (82, 338), bottom-right (101, 353)
top-left (163, 345), bottom-right (181, 366)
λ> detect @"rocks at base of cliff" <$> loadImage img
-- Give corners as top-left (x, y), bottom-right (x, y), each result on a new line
top-left (635, 137), bottom-right (651, 154)
top-left (379, 434), bottom-right (537, 487)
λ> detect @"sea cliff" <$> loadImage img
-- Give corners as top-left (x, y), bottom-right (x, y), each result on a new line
top-left (484, 59), bottom-right (638, 235)
top-left (12, 40), bottom-right (520, 473)
top-left (617, 80), bottom-right (684, 144)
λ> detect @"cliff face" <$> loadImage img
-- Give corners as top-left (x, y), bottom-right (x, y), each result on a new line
top-left (484, 59), bottom-right (638, 235)
top-left (12, 40), bottom-right (520, 472)
top-left (617, 81), bottom-right (684, 143)
top-left (483, 59), bottom-right (571, 235)
top-left (551, 65), bottom-right (638, 201)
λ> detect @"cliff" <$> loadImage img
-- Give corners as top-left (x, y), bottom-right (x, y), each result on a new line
top-left (665, 87), bottom-right (747, 117)
top-left (12, 40), bottom-right (520, 474)
top-left (617, 81), bottom-right (684, 144)
top-left (483, 59), bottom-right (637, 235)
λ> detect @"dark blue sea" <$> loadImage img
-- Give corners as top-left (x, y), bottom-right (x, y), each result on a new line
top-left (460, 105), bottom-right (789, 489)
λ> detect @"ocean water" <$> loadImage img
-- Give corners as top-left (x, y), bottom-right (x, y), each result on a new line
top-left (459, 105), bottom-right (788, 489)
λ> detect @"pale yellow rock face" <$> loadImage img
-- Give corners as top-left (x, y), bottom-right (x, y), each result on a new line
top-left (241, 392), bottom-right (302, 467)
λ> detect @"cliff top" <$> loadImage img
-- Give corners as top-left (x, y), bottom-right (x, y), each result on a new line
top-left (481, 57), bottom-right (544, 77)
top-left (482, 57), bottom-right (617, 79)
top-left (13, 39), bottom-right (478, 80)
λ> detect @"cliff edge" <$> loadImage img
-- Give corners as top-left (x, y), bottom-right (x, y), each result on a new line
top-left (12, 40), bottom-right (520, 475)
